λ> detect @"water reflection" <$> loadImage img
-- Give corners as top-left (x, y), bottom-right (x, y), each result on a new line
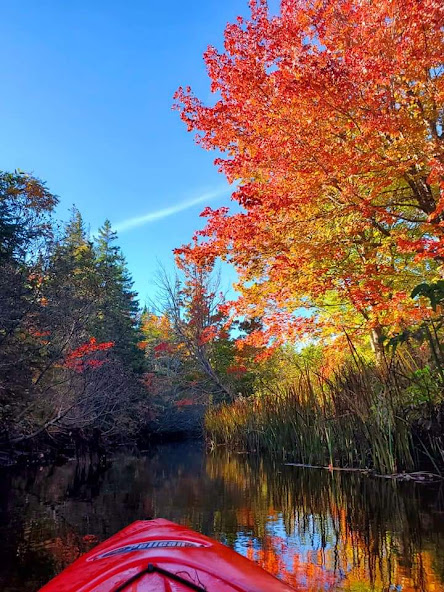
top-left (0, 443), bottom-right (443, 591)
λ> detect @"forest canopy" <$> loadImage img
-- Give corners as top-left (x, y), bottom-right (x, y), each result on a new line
top-left (174, 0), bottom-right (444, 358)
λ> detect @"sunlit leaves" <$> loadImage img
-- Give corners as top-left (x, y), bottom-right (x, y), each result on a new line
top-left (174, 0), bottom-right (443, 352)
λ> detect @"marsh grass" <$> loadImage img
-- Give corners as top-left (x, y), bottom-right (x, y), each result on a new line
top-left (205, 351), bottom-right (444, 474)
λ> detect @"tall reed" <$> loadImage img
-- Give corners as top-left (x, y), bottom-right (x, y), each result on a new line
top-left (205, 353), bottom-right (444, 474)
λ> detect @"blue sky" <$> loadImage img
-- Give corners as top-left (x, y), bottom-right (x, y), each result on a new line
top-left (0, 1), bottom-right (271, 304)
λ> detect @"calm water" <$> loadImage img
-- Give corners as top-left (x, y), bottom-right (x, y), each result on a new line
top-left (1, 442), bottom-right (443, 591)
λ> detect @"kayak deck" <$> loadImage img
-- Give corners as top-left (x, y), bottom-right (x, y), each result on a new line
top-left (40, 519), bottom-right (296, 591)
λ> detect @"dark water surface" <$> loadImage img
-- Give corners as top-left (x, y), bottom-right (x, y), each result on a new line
top-left (1, 442), bottom-right (444, 591)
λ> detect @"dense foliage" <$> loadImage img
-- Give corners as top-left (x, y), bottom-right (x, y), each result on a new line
top-left (174, 0), bottom-right (443, 357)
top-left (0, 174), bottom-right (148, 458)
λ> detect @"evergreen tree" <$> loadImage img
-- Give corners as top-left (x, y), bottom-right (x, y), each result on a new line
top-left (59, 206), bottom-right (96, 294)
top-left (63, 206), bottom-right (86, 249)
top-left (93, 220), bottom-right (144, 372)
top-left (45, 207), bottom-right (98, 346)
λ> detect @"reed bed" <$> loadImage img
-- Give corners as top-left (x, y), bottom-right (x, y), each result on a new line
top-left (205, 353), bottom-right (444, 474)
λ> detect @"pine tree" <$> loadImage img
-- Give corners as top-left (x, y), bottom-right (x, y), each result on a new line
top-left (60, 206), bottom-right (96, 289)
top-left (40, 206), bottom-right (99, 364)
top-left (93, 220), bottom-right (144, 372)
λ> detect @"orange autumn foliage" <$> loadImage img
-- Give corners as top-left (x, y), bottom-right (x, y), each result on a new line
top-left (174, 0), bottom-right (444, 350)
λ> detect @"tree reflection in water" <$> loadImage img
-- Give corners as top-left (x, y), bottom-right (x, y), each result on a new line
top-left (0, 443), bottom-right (443, 591)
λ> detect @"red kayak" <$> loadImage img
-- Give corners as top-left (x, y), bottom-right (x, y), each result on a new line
top-left (40, 519), bottom-right (296, 591)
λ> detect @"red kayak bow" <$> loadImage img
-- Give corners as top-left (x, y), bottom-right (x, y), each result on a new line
top-left (40, 519), bottom-right (296, 591)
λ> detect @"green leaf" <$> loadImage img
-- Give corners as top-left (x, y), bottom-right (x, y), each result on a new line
top-left (411, 283), bottom-right (430, 299)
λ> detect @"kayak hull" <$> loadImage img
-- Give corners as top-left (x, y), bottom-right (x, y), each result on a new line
top-left (39, 519), bottom-right (296, 591)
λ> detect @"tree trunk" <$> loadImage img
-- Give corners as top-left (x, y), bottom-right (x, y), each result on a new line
top-left (370, 325), bottom-right (384, 365)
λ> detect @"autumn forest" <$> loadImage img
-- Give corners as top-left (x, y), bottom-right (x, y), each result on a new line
top-left (1, 0), bottom-right (444, 479)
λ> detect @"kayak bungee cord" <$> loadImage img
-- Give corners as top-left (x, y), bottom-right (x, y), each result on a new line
top-left (114, 562), bottom-right (207, 592)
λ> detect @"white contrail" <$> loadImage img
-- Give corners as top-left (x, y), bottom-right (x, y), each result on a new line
top-left (114, 187), bottom-right (230, 233)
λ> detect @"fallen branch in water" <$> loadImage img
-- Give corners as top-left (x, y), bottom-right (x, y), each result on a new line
top-left (284, 463), bottom-right (443, 482)
top-left (285, 462), bottom-right (370, 473)
top-left (374, 471), bottom-right (443, 482)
